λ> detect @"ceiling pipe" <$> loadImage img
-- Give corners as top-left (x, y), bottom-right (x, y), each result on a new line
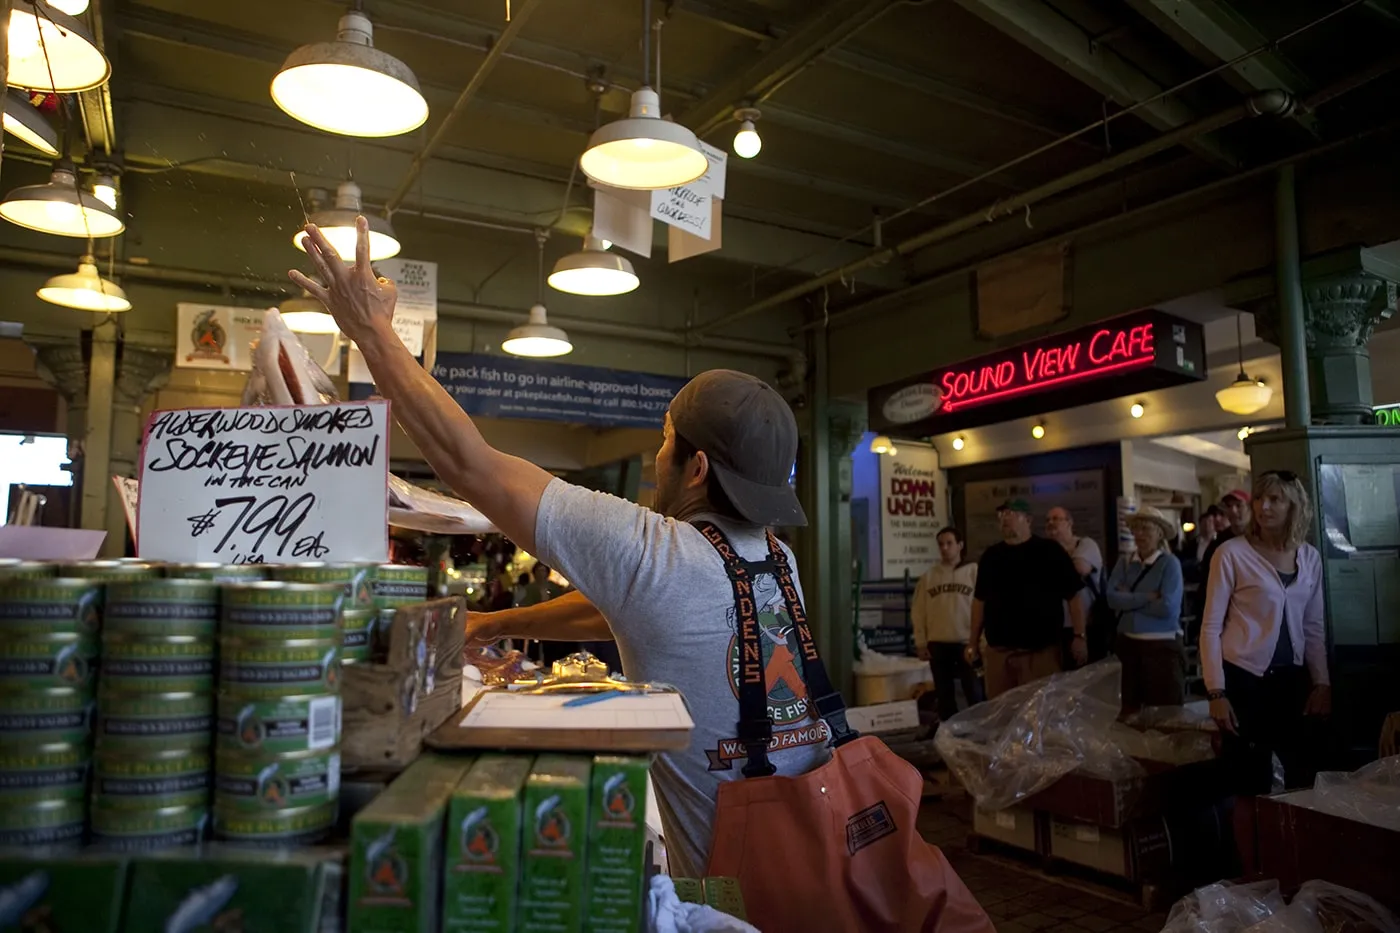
top-left (694, 58), bottom-right (1400, 338)
top-left (0, 247), bottom-right (802, 363)
top-left (383, 0), bottom-right (546, 214)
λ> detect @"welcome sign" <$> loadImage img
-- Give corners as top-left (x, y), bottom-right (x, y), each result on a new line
top-left (868, 310), bottom-right (1206, 435)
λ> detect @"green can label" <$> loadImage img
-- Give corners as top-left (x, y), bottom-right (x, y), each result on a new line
top-left (342, 609), bottom-right (375, 661)
top-left (222, 582), bottom-right (344, 638)
top-left (93, 747), bottom-right (210, 808)
top-left (372, 565), bottom-right (428, 607)
top-left (91, 802), bottom-right (208, 851)
top-left (0, 743), bottom-right (88, 801)
top-left (268, 562), bottom-right (375, 608)
top-left (217, 694), bottom-right (340, 754)
top-left (96, 691), bottom-right (213, 748)
top-left (99, 635), bottom-right (215, 693)
top-left (0, 560), bottom-right (55, 581)
top-left (213, 800), bottom-right (336, 845)
top-left (0, 579), bottom-right (103, 635)
top-left (104, 579), bottom-right (220, 637)
top-left (0, 687), bottom-right (94, 744)
top-left (214, 748), bottom-right (340, 812)
top-left (0, 634), bottom-right (98, 688)
top-left (220, 639), bottom-right (341, 696)
top-left (0, 798), bottom-right (85, 845)
top-left (165, 562), bottom-right (268, 582)
top-left (59, 560), bottom-right (161, 581)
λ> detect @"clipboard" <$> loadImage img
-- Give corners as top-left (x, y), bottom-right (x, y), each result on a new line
top-left (424, 687), bottom-right (695, 754)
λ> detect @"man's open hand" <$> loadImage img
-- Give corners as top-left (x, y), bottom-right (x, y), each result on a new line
top-left (290, 216), bottom-right (398, 345)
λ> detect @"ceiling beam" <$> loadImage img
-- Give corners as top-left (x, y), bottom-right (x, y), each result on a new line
top-left (675, 0), bottom-right (902, 138)
top-left (1126, 0), bottom-right (1319, 135)
top-left (950, 0), bottom-right (1242, 169)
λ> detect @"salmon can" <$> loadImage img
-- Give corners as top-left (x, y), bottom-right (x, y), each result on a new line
top-left (99, 634), bottom-right (215, 694)
top-left (341, 609), bottom-right (375, 662)
top-left (104, 578), bottom-right (220, 638)
top-left (219, 638), bottom-right (341, 697)
top-left (0, 578), bottom-right (103, 636)
top-left (221, 581), bottom-right (344, 640)
top-left (371, 564), bottom-right (428, 610)
top-left (0, 741), bottom-right (89, 802)
top-left (266, 562), bottom-right (375, 609)
top-left (0, 797), bottom-right (85, 846)
top-left (216, 693), bottom-right (340, 756)
top-left (165, 562), bottom-right (267, 582)
top-left (91, 746), bottom-right (211, 810)
top-left (95, 690), bottom-right (214, 750)
top-left (59, 560), bottom-right (161, 581)
top-left (90, 801), bottom-right (208, 852)
top-left (0, 560), bottom-right (56, 582)
top-left (0, 633), bottom-right (99, 690)
top-left (213, 747), bottom-right (339, 813)
top-left (0, 686), bottom-right (94, 745)
top-left (212, 800), bottom-right (335, 846)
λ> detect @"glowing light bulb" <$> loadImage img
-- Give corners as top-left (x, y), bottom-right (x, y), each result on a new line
top-left (93, 182), bottom-right (117, 210)
top-left (1031, 424), bottom-right (1046, 440)
top-left (952, 436), bottom-right (965, 451)
top-left (733, 121), bottom-right (762, 158)
top-left (1130, 402), bottom-right (1145, 419)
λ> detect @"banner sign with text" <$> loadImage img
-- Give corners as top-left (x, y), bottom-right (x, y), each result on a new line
top-left (135, 401), bottom-right (390, 565)
top-left (879, 445), bottom-right (945, 579)
top-left (430, 352), bottom-right (687, 429)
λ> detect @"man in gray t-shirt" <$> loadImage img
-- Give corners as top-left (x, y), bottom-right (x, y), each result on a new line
top-left (289, 218), bottom-right (827, 879)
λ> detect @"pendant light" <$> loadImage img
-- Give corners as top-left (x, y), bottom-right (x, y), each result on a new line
top-left (37, 254), bottom-right (130, 311)
top-left (548, 232), bottom-right (638, 296)
top-left (47, 0), bottom-right (88, 13)
top-left (1, 162), bottom-right (124, 237)
top-left (1215, 314), bottom-right (1274, 415)
top-left (579, 0), bottom-right (706, 190)
top-left (869, 435), bottom-right (896, 455)
top-left (505, 233), bottom-right (572, 357)
top-left (293, 181), bottom-right (401, 262)
top-left (271, 10), bottom-right (428, 138)
top-left (8, 2), bottom-right (112, 93)
top-left (278, 291), bottom-right (338, 334)
top-left (2, 89), bottom-right (59, 156)
top-left (732, 106), bottom-right (762, 159)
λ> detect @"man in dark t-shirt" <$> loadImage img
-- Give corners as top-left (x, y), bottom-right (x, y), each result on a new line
top-left (965, 498), bottom-right (1085, 698)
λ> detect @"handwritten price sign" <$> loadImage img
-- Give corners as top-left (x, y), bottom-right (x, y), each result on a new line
top-left (135, 401), bottom-right (390, 565)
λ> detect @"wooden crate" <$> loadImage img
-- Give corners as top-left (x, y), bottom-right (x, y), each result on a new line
top-left (341, 596), bottom-right (464, 771)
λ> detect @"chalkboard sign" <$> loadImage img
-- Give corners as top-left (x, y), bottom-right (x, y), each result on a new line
top-left (135, 401), bottom-right (390, 564)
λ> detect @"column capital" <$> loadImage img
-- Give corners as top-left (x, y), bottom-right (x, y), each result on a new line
top-left (114, 345), bottom-right (172, 412)
top-left (26, 336), bottom-right (88, 407)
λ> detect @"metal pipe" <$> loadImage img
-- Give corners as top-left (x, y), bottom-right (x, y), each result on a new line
top-left (697, 56), bottom-right (1399, 337)
top-left (1275, 164), bottom-right (1312, 427)
top-left (384, 0), bottom-right (545, 214)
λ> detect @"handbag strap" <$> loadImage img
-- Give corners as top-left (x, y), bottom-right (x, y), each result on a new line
top-left (693, 520), bottom-right (859, 779)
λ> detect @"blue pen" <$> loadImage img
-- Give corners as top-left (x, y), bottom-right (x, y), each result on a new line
top-left (561, 690), bottom-right (625, 707)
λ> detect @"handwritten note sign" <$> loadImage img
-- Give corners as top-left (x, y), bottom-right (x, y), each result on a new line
top-left (650, 143), bottom-right (725, 242)
top-left (135, 401), bottom-right (390, 565)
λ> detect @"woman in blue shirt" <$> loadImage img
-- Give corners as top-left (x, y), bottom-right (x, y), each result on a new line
top-left (1108, 506), bottom-right (1186, 713)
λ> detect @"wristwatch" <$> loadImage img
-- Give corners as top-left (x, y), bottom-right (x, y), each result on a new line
top-left (1206, 689), bottom-right (1227, 701)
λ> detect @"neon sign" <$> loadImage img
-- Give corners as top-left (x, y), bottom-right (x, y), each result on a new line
top-left (1376, 404), bottom-right (1400, 427)
top-left (940, 324), bottom-right (1155, 412)
top-left (867, 310), bottom-right (1205, 436)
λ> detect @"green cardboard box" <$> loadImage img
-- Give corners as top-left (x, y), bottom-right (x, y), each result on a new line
top-left (443, 754), bottom-right (533, 932)
top-left (120, 846), bottom-right (341, 933)
top-left (583, 756), bottom-right (649, 933)
top-left (348, 752), bottom-right (475, 933)
top-left (520, 755), bottom-right (591, 933)
top-left (0, 854), bottom-right (127, 933)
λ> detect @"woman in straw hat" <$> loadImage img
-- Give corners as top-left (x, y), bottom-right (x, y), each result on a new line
top-left (1106, 506), bottom-right (1186, 714)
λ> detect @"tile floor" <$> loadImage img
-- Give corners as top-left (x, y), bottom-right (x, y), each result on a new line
top-left (917, 792), bottom-right (1169, 933)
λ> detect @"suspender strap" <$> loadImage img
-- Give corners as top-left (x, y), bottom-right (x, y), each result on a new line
top-left (694, 520), bottom-right (860, 780)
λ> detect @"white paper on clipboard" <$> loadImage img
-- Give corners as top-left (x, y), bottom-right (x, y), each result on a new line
top-left (458, 691), bottom-right (694, 732)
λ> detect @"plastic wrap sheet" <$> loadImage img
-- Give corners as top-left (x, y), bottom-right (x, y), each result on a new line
top-left (1163, 880), bottom-right (1398, 933)
top-left (933, 659), bottom-right (1144, 810)
top-left (1107, 720), bottom-right (1217, 766)
top-left (1305, 755), bottom-right (1400, 831)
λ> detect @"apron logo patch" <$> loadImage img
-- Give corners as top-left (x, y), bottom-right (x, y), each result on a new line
top-left (845, 802), bottom-right (896, 855)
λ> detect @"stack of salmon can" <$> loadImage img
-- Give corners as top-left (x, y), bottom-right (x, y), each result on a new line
top-left (368, 564), bottom-right (429, 659)
top-left (0, 564), bottom-right (98, 848)
top-left (214, 580), bottom-right (344, 845)
top-left (165, 563), bottom-right (268, 584)
top-left (92, 578), bottom-right (220, 850)
top-left (60, 560), bottom-right (161, 583)
top-left (267, 562), bottom-right (376, 664)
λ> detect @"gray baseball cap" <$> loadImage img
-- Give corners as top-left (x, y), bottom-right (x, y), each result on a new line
top-left (668, 369), bottom-right (806, 527)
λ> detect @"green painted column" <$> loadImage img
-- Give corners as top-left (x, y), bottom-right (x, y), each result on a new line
top-left (108, 345), bottom-right (171, 551)
top-left (28, 337), bottom-right (90, 519)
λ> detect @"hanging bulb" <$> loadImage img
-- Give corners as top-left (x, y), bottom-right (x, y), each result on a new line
top-left (293, 180), bottom-right (400, 261)
top-left (7, 4), bottom-right (111, 92)
top-left (38, 255), bottom-right (130, 312)
top-left (503, 304), bottom-right (572, 357)
top-left (48, 0), bottom-right (90, 13)
top-left (732, 106), bottom-right (762, 158)
top-left (1031, 423), bottom-right (1046, 440)
top-left (92, 175), bottom-right (118, 210)
top-left (952, 436), bottom-right (965, 451)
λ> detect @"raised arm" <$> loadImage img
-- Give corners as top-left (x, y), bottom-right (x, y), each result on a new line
top-left (465, 589), bottom-right (613, 649)
top-left (291, 218), bottom-right (552, 552)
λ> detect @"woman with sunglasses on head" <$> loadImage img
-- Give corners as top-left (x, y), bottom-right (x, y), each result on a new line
top-left (1200, 470), bottom-right (1331, 801)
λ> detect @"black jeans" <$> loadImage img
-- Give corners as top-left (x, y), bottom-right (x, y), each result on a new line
top-left (928, 642), bottom-right (985, 723)
top-left (1222, 661), bottom-right (1313, 796)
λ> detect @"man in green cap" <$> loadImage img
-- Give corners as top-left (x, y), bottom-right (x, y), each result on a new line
top-left (965, 498), bottom-right (1086, 698)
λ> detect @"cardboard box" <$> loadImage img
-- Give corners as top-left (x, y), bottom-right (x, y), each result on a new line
top-left (1256, 789), bottom-right (1400, 912)
top-left (520, 755), bottom-right (591, 933)
top-left (843, 701), bottom-right (919, 735)
top-left (1025, 757), bottom-right (1221, 828)
top-left (122, 846), bottom-right (341, 933)
top-left (583, 756), bottom-right (648, 933)
top-left (971, 805), bottom-right (1040, 852)
top-left (1047, 816), bottom-right (1173, 881)
top-left (0, 854), bottom-right (126, 933)
top-left (349, 752), bottom-right (476, 933)
top-left (443, 754), bottom-right (533, 932)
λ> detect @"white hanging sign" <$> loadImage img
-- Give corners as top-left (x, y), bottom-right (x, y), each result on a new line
top-left (135, 401), bottom-right (390, 565)
top-left (879, 444), bottom-right (946, 579)
top-left (374, 258), bottom-right (437, 320)
top-left (649, 143), bottom-right (726, 242)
